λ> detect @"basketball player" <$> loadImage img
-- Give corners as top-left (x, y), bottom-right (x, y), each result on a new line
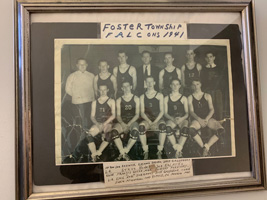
top-left (85, 84), bottom-right (116, 162)
top-left (113, 51), bottom-right (137, 97)
top-left (139, 76), bottom-right (166, 160)
top-left (188, 79), bottom-right (225, 157)
top-left (164, 79), bottom-right (189, 158)
top-left (181, 49), bottom-right (202, 96)
top-left (94, 60), bottom-right (117, 98)
top-left (109, 81), bottom-right (140, 161)
top-left (159, 52), bottom-right (181, 96)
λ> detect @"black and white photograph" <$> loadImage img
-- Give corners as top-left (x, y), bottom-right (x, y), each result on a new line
top-left (55, 39), bottom-right (235, 165)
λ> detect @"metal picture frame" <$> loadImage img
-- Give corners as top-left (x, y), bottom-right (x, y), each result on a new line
top-left (15, 0), bottom-right (266, 199)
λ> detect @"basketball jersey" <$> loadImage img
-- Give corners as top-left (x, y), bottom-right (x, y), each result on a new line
top-left (163, 68), bottom-right (179, 91)
top-left (120, 95), bottom-right (136, 124)
top-left (168, 95), bottom-right (185, 118)
top-left (95, 98), bottom-right (112, 123)
top-left (117, 66), bottom-right (133, 92)
top-left (184, 63), bottom-right (200, 87)
top-left (144, 92), bottom-right (160, 121)
top-left (97, 74), bottom-right (114, 97)
top-left (192, 93), bottom-right (209, 119)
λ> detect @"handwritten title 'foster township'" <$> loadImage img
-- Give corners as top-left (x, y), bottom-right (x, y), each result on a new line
top-left (101, 23), bottom-right (187, 40)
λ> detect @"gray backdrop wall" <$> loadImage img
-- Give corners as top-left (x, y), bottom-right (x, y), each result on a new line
top-left (1, 0), bottom-right (266, 199)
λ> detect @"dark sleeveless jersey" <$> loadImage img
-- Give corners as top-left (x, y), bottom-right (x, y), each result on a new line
top-left (120, 95), bottom-right (136, 123)
top-left (117, 66), bottom-right (133, 91)
top-left (97, 74), bottom-right (114, 97)
top-left (192, 93), bottom-right (209, 119)
top-left (144, 92), bottom-right (160, 121)
top-left (168, 95), bottom-right (185, 118)
top-left (184, 63), bottom-right (200, 87)
top-left (163, 68), bottom-right (179, 90)
top-left (95, 98), bottom-right (112, 123)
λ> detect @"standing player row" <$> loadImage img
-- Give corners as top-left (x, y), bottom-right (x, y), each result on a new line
top-left (65, 49), bottom-right (225, 130)
top-left (71, 76), bottom-right (225, 162)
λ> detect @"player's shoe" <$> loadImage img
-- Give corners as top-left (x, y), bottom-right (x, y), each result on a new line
top-left (143, 151), bottom-right (149, 160)
top-left (157, 151), bottom-right (163, 159)
top-left (115, 154), bottom-right (124, 161)
top-left (123, 153), bottom-right (131, 161)
top-left (175, 150), bottom-right (183, 158)
top-left (202, 147), bottom-right (211, 157)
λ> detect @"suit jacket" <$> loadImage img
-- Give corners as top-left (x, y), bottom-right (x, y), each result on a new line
top-left (136, 65), bottom-right (160, 96)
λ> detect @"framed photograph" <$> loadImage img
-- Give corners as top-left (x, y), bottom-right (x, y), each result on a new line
top-left (15, 0), bottom-right (266, 199)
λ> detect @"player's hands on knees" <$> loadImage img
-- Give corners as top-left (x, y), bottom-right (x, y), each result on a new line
top-left (198, 118), bottom-right (207, 128)
top-left (175, 117), bottom-right (183, 126)
top-left (150, 122), bottom-right (158, 130)
top-left (96, 123), bottom-right (103, 132)
top-left (122, 123), bottom-right (129, 132)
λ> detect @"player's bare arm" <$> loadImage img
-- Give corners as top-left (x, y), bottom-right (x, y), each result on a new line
top-left (113, 66), bottom-right (118, 78)
top-left (181, 65), bottom-right (186, 87)
top-left (103, 99), bottom-right (116, 126)
top-left (197, 63), bottom-right (202, 74)
top-left (159, 69), bottom-right (164, 92)
top-left (90, 101), bottom-right (102, 130)
top-left (110, 75), bottom-right (117, 98)
top-left (164, 96), bottom-right (175, 122)
top-left (129, 66), bottom-right (137, 91)
top-left (151, 93), bottom-right (164, 125)
top-left (204, 93), bottom-right (215, 122)
top-left (126, 96), bottom-right (140, 127)
top-left (140, 94), bottom-right (152, 124)
top-left (176, 68), bottom-right (182, 80)
top-left (93, 75), bottom-right (98, 97)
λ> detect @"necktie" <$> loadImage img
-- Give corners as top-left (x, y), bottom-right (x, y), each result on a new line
top-left (144, 65), bottom-right (148, 77)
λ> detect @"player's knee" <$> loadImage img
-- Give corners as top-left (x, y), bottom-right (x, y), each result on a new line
top-left (188, 127), bottom-right (198, 137)
top-left (181, 127), bottom-right (189, 137)
top-left (85, 134), bottom-right (94, 144)
top-left (139, 125), bottom-right (146, 135)
top-left (215, 128), bottom-right (225, 138)
top-left (166, 126), bottom-right (173, 136)
top-left (159, 123), bottom-right (166, 133)
top-left (130, 129), bottom-right (139, 140)
top-left (105, 129), bottom-right (120, 142)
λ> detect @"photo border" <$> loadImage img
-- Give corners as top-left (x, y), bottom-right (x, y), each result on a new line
top-left (15, 1), bottom-right (266, 200)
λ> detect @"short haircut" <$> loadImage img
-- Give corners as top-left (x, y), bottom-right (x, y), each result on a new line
top-left (187, 48), bottom-right (195, 52)
top-left (118, 50), bottom-right (127, 56)
top-left (206, 52), bottom-right (216, 57)
top-left (142, 50), bottom-right (151, 57)
top-left (191, 77), bottom-right (202, 84)
top-left (146, 76), bottom-right (154, 81)
top-left (98, 60), bottom-right (108, 65)
top-left (98, 84), bottom-right (108, 89)
top-left (164, 52), bottom-right (174, 58)
top-left (171, 78), bottom-right (182, 85)
top-left (76, 58), bottom-right (87, 63)
top-left (121, 80), bottom-right (132, 86)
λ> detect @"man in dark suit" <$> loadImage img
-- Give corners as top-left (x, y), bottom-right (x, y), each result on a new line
top-left (136, 51), bottom-right (160, 96)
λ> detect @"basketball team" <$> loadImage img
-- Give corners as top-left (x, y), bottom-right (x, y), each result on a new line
top-left (64, 49), bottom-right (228, 162)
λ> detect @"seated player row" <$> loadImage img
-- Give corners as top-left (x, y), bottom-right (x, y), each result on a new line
top-left (72, 76), bottom-right (225, 162)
